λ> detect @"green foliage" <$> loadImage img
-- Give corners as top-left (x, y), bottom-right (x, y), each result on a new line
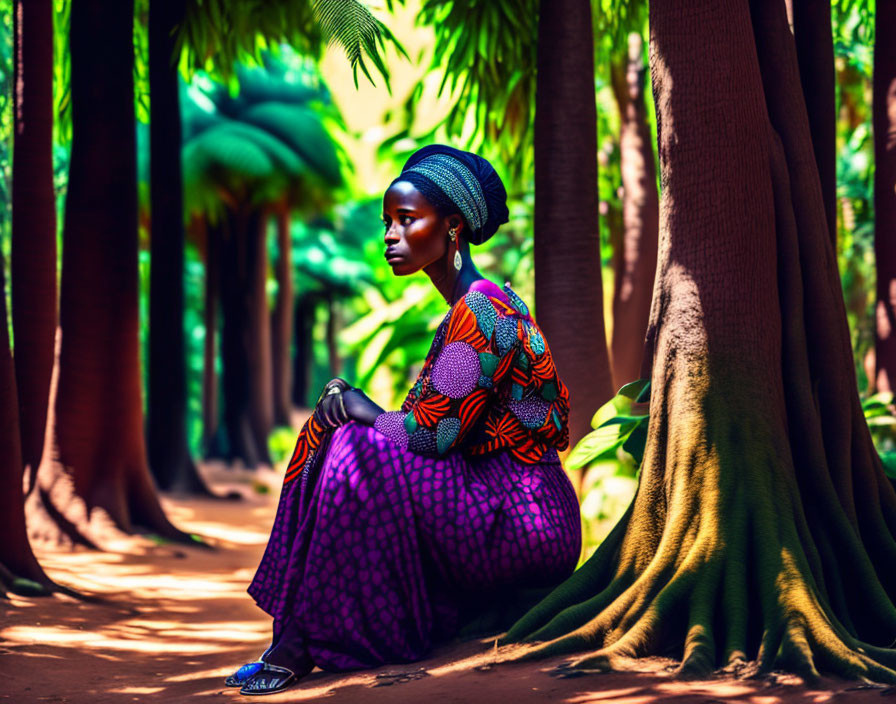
top-left (569, 380), bottom-right (649, 560)
top-left (181, 51), bottom-right (345, 218)
top-left (312, 0), bottom-right (407, 90)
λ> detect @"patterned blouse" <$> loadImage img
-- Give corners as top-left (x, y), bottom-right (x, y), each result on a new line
top-left (284, 279), bottom-right (569, 484)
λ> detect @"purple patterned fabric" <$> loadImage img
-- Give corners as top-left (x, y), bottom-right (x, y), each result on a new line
top-left (248, 421), bottom-right (581, 672)
top-left (431, 341), bottom-right (480, 398)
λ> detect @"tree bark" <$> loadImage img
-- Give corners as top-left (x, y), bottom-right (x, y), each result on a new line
top-left (201, 218), bottom-right (221, 452)
top-left (272, 206), bottom-right (294, 426)
top-left (608, 33), bottom-right (659, 392)
top-left (534, 0), bottom-right (614, 447)
top-left (11, 0), bottom-right (56, 492)
top-left (504, 0), bottom-right (896, 683)
top-left (248, 212), bottom-right (273, 463)
top-left (874, 1), bottom-right (896, 393)
top-left (0, 247), bottom-right (50, 594)
top-left (791, 0), bottom-right (837, 248)
top-left (291, 292), bottom-right (316, 409)
top-left (32, 0), bottom-right (187, 546)
top-left (147, 0), bottom-right (209, 494)
top-left (220, 208), bottom-right (264, 467)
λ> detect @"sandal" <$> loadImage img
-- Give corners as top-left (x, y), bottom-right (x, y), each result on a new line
top-left (225, 661), bottom-right (265, 687)
top-left (239, 663), bottom-right (298, 696)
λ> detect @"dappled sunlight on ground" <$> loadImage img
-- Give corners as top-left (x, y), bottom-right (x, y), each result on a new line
top-left (1, 468), bottom-right (892, 702)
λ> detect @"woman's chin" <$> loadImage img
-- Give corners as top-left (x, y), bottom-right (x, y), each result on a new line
top-left (387, 260), bottom-right (415, 276)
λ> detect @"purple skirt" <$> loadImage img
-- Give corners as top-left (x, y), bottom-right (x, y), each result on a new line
top-left (248, 421), bottom-right (581, 671)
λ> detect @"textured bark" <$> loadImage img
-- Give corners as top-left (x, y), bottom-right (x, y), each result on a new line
top-left (874, 2), bottom-right (896, 393)
top-left (609, 34), bottom-right (659, 392)
top-left (534, 0), bottom-right (614, 446)
top-left (503, 0), bottom-right (896, 684)
top-left (11, 0), bottom-right (56, 490)
top-left (147, 0), bottom-right (209, 494)
top-left (31, 0), bottom-right (186, 546)
top-left (0, 248), bottom-right (50, 594)
top-left (791, 0), bottom-right (837, 248)
top-left (272, 207), bottom-right (294, 426)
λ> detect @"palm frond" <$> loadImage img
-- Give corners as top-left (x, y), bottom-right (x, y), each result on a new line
top-left (311, 0), bottom-right (405, 90)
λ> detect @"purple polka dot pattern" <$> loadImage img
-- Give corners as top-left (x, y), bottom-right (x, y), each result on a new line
top-left (431, 341), bottom-right (480, 398)
top-left (508, 398), bottom-right (551, 429)
top-left (373, 412), bottom-right (408, 449)
top-left (248, 421), bottom-right (581, 673)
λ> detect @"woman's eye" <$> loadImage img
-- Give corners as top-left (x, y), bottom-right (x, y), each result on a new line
top-left (400, 215), bottom-right (413, 225)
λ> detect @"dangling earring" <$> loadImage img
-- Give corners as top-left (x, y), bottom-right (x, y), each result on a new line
top-left (449, 228), bottom-right (462, 271)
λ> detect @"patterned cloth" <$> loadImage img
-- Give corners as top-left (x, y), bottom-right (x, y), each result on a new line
top-left (248, 280), bottom-right (581, 672)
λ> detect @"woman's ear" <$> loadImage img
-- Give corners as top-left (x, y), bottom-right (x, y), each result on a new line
top-left (448, 216), bottom-right (464, 236)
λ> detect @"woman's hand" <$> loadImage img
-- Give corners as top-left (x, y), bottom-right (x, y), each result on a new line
top-left (342, 389), bottom-right (385, 426)
top-left (314, 378), bottom-right (351, 428)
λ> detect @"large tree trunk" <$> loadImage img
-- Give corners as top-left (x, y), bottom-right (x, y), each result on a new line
top-left (248, 213), bottom-right (273, 461)
top-left (272, 207), bottom-right (294, 426)
top-left (11, 0), bottom-right (56, 492)
top-left (504, 0), bottom-right (896, 684)
top-left (608, 33), bottom-right (659, 392)
top-left (0, 248), bottom-right (50, 594)
top-left (533, 0), bottom-right (614, 446)
top-left (30, 0), bottom-right (187, 547)
top-left (219, 207), bottom-right (265, 467)
top-left (874, 1), bottom-right (896, 394)
top-left (791, 0), bottom-right (837, 248)
top-left (147, 0), bottom-right (209, 494)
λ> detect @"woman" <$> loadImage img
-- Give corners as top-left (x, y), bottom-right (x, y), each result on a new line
top-left (229, 145), bottom-right (582, 695)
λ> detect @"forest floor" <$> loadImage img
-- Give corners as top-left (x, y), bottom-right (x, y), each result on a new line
top-left (1, 462), bottom-right (894, 703)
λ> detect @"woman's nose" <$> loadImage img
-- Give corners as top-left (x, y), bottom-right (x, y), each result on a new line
top-left (384, 224), bottom-right (399, 245)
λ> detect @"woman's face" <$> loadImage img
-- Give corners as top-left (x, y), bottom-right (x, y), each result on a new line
top-left (382, 181), bottom-right (457, 276)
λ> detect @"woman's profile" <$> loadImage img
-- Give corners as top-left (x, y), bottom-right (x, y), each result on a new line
top-left (228, 144), bottom-right (582, 695)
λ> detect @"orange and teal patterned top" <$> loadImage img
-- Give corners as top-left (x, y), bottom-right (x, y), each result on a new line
top-left (284, 279), bottom-right (569, 484)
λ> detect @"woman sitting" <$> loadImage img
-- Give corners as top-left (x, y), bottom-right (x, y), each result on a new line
top-left (229, 145), bottom-right (582, 696)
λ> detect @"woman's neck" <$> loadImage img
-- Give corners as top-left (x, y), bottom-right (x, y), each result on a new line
top-left (424, 246), bottom-right (483, 307)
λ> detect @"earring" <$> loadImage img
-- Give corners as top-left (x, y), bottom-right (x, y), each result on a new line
top-left (453, 243), bottom-right (462, 272)
top-left (448, 227), bottom-right (457, 241)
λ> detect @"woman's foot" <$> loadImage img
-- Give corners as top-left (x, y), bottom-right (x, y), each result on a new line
top-left (224, 661), bottom-right (265, 687)
top-left (239, 663), bottom-right (302, 696)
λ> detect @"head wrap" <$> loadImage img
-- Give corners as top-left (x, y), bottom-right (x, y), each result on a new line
top-left (391, 145), bottom-right (509, 245)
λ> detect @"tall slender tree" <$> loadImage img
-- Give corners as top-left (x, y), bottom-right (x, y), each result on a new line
top-left (504, 0), bottom-right (896, 683)
top-left (272, 205), bottom-right (295, 426)
top-left (147, 0), bottom-right (210, 494)
top-left (874, 0), bottom-right (896, 393)
top-left (31, 0), bottom-right (187, 545)
top-left (609, 32), bottom-right (659, 391)
top-left (11, 0), bottom-right (56, 493)
top-left (534, 0), bottom-right (614, 445)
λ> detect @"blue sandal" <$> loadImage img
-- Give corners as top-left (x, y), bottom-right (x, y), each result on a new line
top-left (225, 661), bottom-right (265, 688)
top-left (239, 663), bottom-right (298, 696)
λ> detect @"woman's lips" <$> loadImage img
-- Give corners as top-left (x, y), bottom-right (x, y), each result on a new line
top-left (384, 249), bottom-right (403, 262)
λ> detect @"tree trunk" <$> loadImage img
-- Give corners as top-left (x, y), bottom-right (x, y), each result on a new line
top-left (533, 0), bottom-right (614, 446)
top-left (248, 212), bottom-right (273, 463)
top-left (147, 0), bottom-right (209, 494)
top-left (325, 293), bottom-right (341, 377)
top-left (219, 207), bottom-right (263, 467)
top-left (291, 292), bottom-right (316, 409)
top-left (31, 0), bottom-right (187, 546)
top-left (791, 0), bottom-right (837, 248)
top-left (504, 0), bottom-right (896, 684)
top-left (202, 218), bottom-right (221, 453)
top-left (874, 1), bottom-right (896, 394)
top-left (11, 0), bottom-right (56, 493)
top-left (272, 207), bottom-right (294, 426)
top-left (608, 33), bottom-right (659, 392)
top-left (0, 248), bottom-right (50, 594)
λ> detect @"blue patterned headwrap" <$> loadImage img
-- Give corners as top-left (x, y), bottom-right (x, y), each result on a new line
top-left (391, 145), bottom-right (509, 245)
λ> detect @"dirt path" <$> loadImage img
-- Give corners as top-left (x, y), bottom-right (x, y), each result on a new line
top-left (1, 465), bottom-right (892, 703)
